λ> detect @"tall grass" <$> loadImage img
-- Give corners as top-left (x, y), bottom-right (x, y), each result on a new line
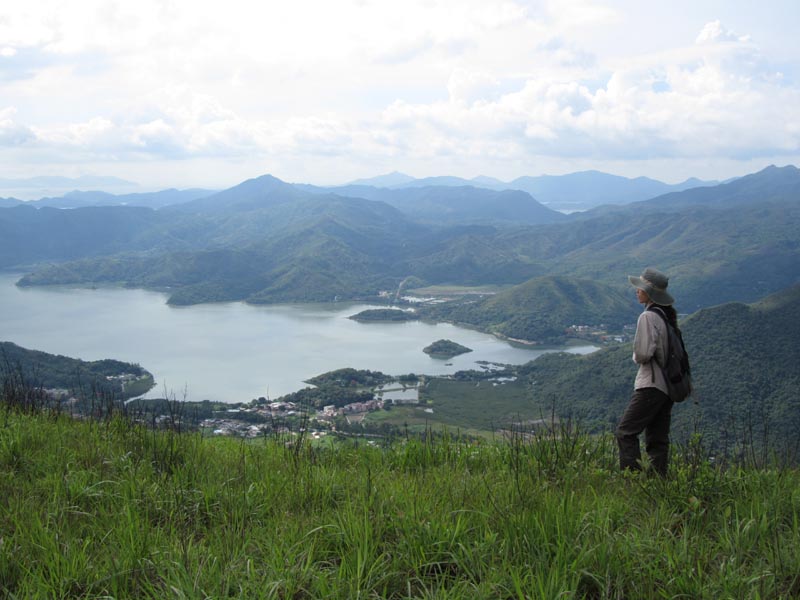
top-left (1, 405), bottom-right (799, 598)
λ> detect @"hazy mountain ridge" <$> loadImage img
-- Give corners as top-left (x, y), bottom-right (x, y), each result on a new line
top-left (297, 183), bottom-right (566, 226)
top-left (345, 169), bottom-right (720, 211)
top-left (3, 165), bottom-right (799, 333)
top-left (583, 164), bottom-right (800, 215)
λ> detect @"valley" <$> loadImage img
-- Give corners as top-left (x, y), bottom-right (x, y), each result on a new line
top-left (2, 164), bottom-right (799, 453)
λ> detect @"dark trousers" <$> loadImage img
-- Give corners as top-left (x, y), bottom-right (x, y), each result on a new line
top-left (616, 387), bottom-right (673, 476)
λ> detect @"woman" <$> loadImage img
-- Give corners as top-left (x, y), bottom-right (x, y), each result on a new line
top-left (616, 267), bottom-right (678, 476)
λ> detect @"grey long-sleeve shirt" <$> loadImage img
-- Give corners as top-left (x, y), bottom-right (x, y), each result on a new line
top-left (632, 307), bottom-right (669, 395)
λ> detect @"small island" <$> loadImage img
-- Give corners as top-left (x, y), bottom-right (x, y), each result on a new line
top-left (423, 339), bottom-right (473, 359)
top-left (349, 308), bottom-right (420, 322)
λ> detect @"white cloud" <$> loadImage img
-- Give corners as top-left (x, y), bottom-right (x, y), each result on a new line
top-left (0, 2), bottom-right (798, 186)
top-left (367, 19), bottom-right (800, 163)
top-left (696, 20), bottom-right (750, 45)
top-left (0, 107), bottom-right (35, 145)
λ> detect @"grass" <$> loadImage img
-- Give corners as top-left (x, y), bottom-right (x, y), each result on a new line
top-left (366, 378), bottom-right (545, 437)
top-left (1, 406), bottom-right (799, 599)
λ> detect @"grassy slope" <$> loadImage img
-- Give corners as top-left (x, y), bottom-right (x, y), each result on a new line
top-left (1, 411), bottom-right (798, 598)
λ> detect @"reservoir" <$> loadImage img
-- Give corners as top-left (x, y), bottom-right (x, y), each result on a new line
top-left (0, 271), bottom-right (595, 402)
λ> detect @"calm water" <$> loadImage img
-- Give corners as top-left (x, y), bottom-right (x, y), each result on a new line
top-left (0, 272), bottom-right (595, 402)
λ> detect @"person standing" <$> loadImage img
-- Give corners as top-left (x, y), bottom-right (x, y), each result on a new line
top-left (616, 267), bottom-right (679, 476)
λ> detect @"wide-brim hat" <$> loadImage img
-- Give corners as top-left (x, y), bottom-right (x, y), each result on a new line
top-left (628, 267), bottom-right (675, 306)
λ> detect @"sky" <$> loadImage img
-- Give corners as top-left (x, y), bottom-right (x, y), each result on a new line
top-left (1, 0), bottom-right (799, 191)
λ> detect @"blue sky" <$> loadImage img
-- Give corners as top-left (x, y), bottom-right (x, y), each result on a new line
top-left (1, 0), bottom-right (798, 190)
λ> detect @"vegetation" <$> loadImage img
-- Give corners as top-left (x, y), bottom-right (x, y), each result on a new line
top-left (0, 341), bottom-right (153, 401)
top-left (422, 339), bottom-right (473, 359)
top-left (304, 368), bottom-right (393, 389)
top-left (348, 308), bottom-right (420, 322)
top-left (422, 275), bottom-right (639, 343)
top-left (514, 283), bottom-right (800, 453)
top-left (6, 165), bottom-right (799, 329)
top-left (2, 402), bottom-right (799, 598)
top-left (275, 369), bottom-right (394, 409)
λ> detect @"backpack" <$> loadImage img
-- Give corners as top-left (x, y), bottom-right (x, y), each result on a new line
top-left (647, 306), bottom-right (693, 403)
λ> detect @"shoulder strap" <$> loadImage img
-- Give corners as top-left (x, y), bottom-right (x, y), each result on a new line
top-left (646, 304), bottom-right (668, 324)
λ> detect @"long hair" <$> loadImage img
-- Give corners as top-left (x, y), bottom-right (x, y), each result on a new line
top-left (654, 303), bottom-right (679, 331)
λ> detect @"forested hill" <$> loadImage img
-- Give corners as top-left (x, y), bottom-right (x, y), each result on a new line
top-left (516, 284), bottom-right (800, 450)
top-left (297, 184), bottom-right (567, 226)
top-left (586, 164), bottom-right (800, 214)
top-left (422, 275), bottom-right (640, 343)
top-left (0, 341), bottom-right (154, 400)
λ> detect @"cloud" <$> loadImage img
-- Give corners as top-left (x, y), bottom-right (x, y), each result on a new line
top-left (448, 69), bottom-right (501, 104)
top-left (374, 34), bottom-right (437, 65)
top-left (370, 20), bottom-right (800, 162)
top-left (696, 20), bottom-right (750, 45)
top-left (0, 107), bottom-right (35, 146)
top-left (0, 3), bottom-right (798, 186)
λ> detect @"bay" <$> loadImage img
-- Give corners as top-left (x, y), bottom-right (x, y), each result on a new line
top-left (0, 271), bottom-right (595, 402)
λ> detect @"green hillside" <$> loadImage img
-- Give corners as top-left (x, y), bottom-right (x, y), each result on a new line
top-left (0, 341), bottom-right (154, 401)
top-left (423, 275), bottom-right (639, 343)
top-left (1, 404), bottom-right (798, 597)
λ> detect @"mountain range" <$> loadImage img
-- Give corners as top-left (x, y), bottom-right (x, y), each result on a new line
top-left (343, 170), bottom-right (720, 211)
top-left (1, 168), bottom-right (720, 212)
top-left (1, 164), bottom-right (798, 341)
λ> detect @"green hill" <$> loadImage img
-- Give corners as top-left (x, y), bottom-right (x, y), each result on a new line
top-left (0, 341), bottom-right (154, 401)
top-left (422, 339), bottom-right (473, 359)
top-left (424, 275), bottom-right (639, 342)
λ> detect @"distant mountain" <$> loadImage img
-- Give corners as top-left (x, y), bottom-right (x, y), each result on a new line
top-left (0, 175), bottom-right (141, 201)
top-left (299, 184), bottom-right (565, 226)
top-left (28, 188), bottom-right (215, 210)
top-left (166, 174), bottom-right (309, 214)
top-left (6, 166), bottom-right (798, 311)
top-left (14, 186), bottom-right (429, 305)
top-left (0, 197), bottom-right (21, 208)
top-left (376, 186), bottom-right (565, 226)
top-left (501, 201), bottom-right (800, 311)
top-left (0, 175), bottom-right (137, 189)
top-left (391, 175), bottom-right (499, 189)
top-left (515, 283), bottom-right (800, 450)
top-left (347, 172), bottom-right (416, 187)
top-left (630, 164), bottom-right (800, 212)
top-left (423, 275), bottom-right (639, 342)
top-left (508, 171), bottom-right (718, 211)
top-left (470, 175), bottom-right (507, 187)
top-left (0, 204), bottom-right (177, 268)
top-left (343, 170), bottom-right (719, 212)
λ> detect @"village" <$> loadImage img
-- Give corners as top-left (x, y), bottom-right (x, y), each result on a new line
top-left (198, 381), bottom-right (424, 439)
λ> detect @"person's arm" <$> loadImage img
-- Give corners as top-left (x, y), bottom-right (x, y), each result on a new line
top-left (632, 311), bottom-right (658, 364)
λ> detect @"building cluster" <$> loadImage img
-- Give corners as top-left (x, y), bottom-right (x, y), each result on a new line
top-left (566, 324), bottom-right (628, 344)
top-left (200, 384), bottom-right (425, 437)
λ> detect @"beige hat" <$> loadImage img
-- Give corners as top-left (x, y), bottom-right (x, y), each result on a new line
top-left (628, 267), bottom-right (675, 306)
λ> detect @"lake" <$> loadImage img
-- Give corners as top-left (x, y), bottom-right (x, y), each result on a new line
top-left (0, 271), bottom-right (596, 402)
